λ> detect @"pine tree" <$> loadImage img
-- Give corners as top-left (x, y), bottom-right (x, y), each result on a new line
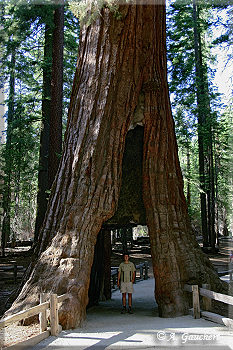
top-left (0, 2), bottom-right (79, 249)
top-left (167, 0), bottom-right (231, 248)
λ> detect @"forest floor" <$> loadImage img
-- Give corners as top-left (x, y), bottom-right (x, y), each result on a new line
top-left (0, 237), bottom-right (233, 348)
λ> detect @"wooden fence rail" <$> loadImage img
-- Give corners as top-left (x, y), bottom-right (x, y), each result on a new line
top-left (0, 293), bottom-right (68, 349)
top-left (184, 283), bottom-right (233, 328)
top-left (1, 263), bottom-right (149, 348)
top-left (0, 263), bottom-right (25, 283)
top-left (217, 269), bottom-right (233, 281)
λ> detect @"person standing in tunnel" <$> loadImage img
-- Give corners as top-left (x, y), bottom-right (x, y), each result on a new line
top-left (117, 252), bottom-right (136, 314)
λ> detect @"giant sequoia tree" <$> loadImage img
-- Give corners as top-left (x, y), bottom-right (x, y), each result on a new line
top-left (6, 1), bottom-right (228, 329)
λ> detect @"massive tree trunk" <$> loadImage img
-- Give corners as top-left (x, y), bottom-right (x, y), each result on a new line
top-left (6, 2), bottom-right (228, 328)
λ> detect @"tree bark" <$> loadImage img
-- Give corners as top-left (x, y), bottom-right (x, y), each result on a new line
top-left (6, 2), bottom-right (229, 328)
top-left (88, 227), bottom-right (111, 305)
top-left (186, 145), bottom-right (191, 207)
top-left (34, 23), bottom-right (53, 243)
top-left (102, 228), bottom-right (112, 301)
top-left (193, 0), bottom-right (217, 251)
top-left (48, 2), bottom-right (64, 189)
top-left (35, 3), bottom-right (64, 242)
top-left (1, 47), bottom-right (16, 256)
top-left (88, 228), bottom-right (105, 307)
top-left (208, 124), bottom-right (216, 251)
top-left (192, 0), bottom-right (209, 248)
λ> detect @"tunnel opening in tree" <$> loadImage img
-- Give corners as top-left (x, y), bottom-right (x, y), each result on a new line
top-left (88, 125), bottom-right (149, 307)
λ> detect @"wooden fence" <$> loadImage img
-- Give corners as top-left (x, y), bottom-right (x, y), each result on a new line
top-left (0, 263), bottom-right (25, 283)
top-left (217, 268), bottom-right (233, 281)
top-left (0, 293), bottom-right (68, 350)
top-left (1, 262), bottom-right (149, 349)
top-left (184, 283), bottom-right (233, 328)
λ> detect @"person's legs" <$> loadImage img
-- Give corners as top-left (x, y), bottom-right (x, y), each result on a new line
top-left (121, 293), bottom-right (127, 314)
top-left (128, 293), bottom-right (132, 307)
top-left (128, 293), bottom-right (133, 313)
top-left (122, 293), bottom-right (126, 307)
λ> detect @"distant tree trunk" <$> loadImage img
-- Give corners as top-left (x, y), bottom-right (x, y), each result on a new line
top-left (215, 147), bottom-right (220, 241)
top-left (34, 23), bottom-right (52, 243)
top-left (48, 2), bottom-right (64, 189)
top-left (186, 144), bottom-right (191, 207)
top-left (129, 227), bottom-right (133, 249)
top-left (192, 0), bottom-right (208, 248)
top-left (222, 209), bottom-right (229, 236)
top-left (111, 230), bottom-right (116, 246)
top-left (1, 48), bottom-right (16, 256)
top-left (121, 228), bottom-right (128, 252)
top-left (7, 2), bottom-right (228, 328)
top-left (193, 0), bottom-right (217, 251)
top-left (208, 127), bottom-right (216, 250)
top-left (34, 4), bottom-right (64, 241)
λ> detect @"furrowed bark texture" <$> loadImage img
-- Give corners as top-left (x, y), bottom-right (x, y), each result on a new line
top-left (5, 3), bottom-right (228, 328)
top-left (142, 4), bottom-right (228, 317)
top-left (141, 4), bottom-right (229, 317)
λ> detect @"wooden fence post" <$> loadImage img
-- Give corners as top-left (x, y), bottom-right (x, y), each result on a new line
top-left (39, 293), bottom-right (47, 333)
top-left (144, 261), bottom-right (148, 280)
top-left (192, 285), bottom-right (200, 319)
top-left (112, 270), bottom-right (117, 289)
top-left (140, 265), bottom-right (143, 279)
top-left (202, 284), bottom-right (211, 311)
top-left (50, 294), bottom-right (59, 336)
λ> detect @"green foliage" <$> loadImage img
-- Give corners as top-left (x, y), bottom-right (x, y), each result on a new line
top-left (215, 105), bottom-right (233, 231)
top-left (69, 0), bottom-right (123, 25)
top-left (0, 3), bottom-right (79, 241)
top-left (63, 7), bottom-right (79, 124)
top-left (133, 225), bottom-right (148, 238)
top-left (211, 6), bottom-right (233, 58)
top-left (167, 0), bottom-right (233, 236)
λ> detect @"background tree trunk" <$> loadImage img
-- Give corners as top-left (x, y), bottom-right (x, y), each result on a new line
top-left (192, 0), bottom-right (217, 252)
top-left (192, 0), bottom-right (209, 248)
top-left (1, 47), bottom-right (16, 256)
top-left (34, 23), bottom-right (52, 243)
top-left (186, 145), bottom-right (191, 207)
top-left (6, 3), bottom-right (228, 328)
top-left (34, 4), bottom-right (64, 241)
top-left (48, 2), bottom-right (64, 189)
